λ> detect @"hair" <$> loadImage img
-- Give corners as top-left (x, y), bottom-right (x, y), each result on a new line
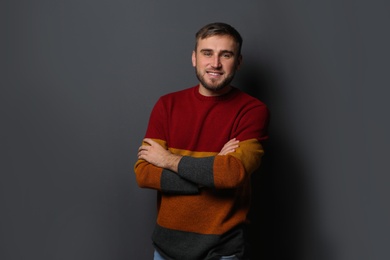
top-left (194, 22), bottom-right (243, 56)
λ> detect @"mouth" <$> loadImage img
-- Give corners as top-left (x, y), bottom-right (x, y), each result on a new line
top-left (206, 71), bottom-right (224, 77)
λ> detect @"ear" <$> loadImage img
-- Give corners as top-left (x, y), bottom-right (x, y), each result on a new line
top-left (191, 51), bottom-right (196, 67)
top-left (236, 54), bottom-right (243, 70)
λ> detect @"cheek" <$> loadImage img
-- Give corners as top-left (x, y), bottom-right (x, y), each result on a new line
top-left (195, 59), bottom-right (208, 68)
top-left (223, 62), bottom-right (235, 72)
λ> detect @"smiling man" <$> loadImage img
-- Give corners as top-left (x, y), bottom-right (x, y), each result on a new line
top-left (134, 22), bottom-right (270, 260)
top-left (193, 33), bottom-right (242, 95)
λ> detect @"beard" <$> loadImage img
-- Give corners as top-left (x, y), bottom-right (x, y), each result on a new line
top-left (195, 67), bottom-right (236, 92)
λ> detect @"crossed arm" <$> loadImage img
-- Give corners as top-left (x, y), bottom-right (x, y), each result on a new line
top-left (137, 138), bottom-right (240, 172)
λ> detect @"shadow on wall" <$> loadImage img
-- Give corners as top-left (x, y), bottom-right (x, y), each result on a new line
top-left (237, 61), bottom-right (332, 260)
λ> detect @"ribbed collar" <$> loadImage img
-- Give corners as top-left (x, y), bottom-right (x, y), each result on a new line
top-left (193, 85), bottom-right (239, 102)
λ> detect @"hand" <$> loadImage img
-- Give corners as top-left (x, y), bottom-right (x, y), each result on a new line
top-left (218, 138), bottom-right (239, 155)
top-left (138, 138), bottom-right (182, 172)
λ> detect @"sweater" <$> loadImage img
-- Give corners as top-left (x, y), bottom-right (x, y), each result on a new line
top-left (134, 85), bottom-right (269, 260)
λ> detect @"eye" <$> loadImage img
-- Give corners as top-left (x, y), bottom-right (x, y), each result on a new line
top-left (222, 53), bottom-right (233, 59)
top-left (203, 51), bottom-right (212, 57)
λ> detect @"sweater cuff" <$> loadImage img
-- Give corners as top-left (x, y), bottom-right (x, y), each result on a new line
top-left (177, 156), bottom-right (215, 187)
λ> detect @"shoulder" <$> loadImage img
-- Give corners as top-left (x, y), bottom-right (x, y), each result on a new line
top-left (152, 86), bottom-right (197, 111)
top-left (232, 87), bottom-right (268, 109)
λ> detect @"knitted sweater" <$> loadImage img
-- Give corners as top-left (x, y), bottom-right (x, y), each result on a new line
top-left (134, 85), bottom-right (269, 260)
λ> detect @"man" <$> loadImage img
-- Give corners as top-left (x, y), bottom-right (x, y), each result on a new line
top-left (135, 22), bottom-right (269, 260)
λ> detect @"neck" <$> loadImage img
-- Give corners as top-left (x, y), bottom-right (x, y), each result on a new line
top-left (198, 85), bottom-right (232, 97)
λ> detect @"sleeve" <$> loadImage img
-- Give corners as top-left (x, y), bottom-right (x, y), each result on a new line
top-left (134, 157), bottom-right (200, 194)
top-left (176, 104), bottom-right (270, 189)
top-left (133, 98), bottom-right (200, 194)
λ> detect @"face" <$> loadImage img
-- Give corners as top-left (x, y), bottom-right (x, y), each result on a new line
top-left (192, 35), bottom-right (242, 96)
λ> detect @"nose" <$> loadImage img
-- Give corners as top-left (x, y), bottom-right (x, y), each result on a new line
top-left (211, 56), bottom-right (221, 68)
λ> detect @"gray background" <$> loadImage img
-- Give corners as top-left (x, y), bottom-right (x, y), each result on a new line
top-left (1, 1), bottom-right (389, 260)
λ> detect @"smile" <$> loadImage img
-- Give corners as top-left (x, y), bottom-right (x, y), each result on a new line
top-left (207, 71), bottom-right (223, 76)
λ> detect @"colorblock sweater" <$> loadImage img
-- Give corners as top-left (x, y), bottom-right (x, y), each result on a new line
top-left (134, 85), bottom-right (269, 260)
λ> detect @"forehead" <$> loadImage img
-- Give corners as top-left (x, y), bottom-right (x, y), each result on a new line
top-left (196, 35), bottom-right (238, 52)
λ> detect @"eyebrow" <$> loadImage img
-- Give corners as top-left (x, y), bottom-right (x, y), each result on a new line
top-left (200, 49), bottom-right (235, 55)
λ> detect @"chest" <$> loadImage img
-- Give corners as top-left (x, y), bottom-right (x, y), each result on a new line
top-left (167, 102), bottom-right (241, 152)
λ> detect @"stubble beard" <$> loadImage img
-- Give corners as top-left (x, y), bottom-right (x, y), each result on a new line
top-left (195, 68), bottom-right (235, 92)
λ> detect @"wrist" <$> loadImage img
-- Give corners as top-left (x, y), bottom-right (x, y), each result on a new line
top-left (166, 154), bottom-right (182, 173)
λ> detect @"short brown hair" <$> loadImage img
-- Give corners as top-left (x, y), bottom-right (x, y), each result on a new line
top-left (195, 22), bottom-right (243, 55)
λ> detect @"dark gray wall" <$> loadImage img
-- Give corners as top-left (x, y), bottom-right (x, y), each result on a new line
top-left (2, 1), bottom-right (389, 260)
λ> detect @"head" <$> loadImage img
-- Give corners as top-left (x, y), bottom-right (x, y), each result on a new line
top-left (194, 22), bottom-right (243, 57)
top-left (192, 22), bottom-right (243, 96)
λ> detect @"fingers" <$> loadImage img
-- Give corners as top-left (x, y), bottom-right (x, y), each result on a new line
top-left (137, 145), bottom-right (147, 159)
top-left (142, 138), bottom-right (155, 145)
top-left (138, 145), bottom-right (147, 153)
top-left (225, 138), bottom-right (239, 148)
top-left (138, 138), bottom-right (154, 155)
top-left (138, 139), bottom-right (152, 159)
top-left (219, 138), bottom-right (239, 155)
top-left (138, 138), bottom-right (166, 160)
top-left (225, 138), bottom-right (238, 145)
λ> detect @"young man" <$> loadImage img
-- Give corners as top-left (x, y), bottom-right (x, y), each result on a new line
top-left (135, 22), bottom-right (269, 260)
